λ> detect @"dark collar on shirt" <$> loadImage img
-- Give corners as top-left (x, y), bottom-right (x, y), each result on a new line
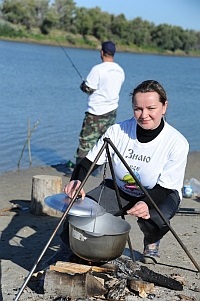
top-left (137, 118), bottom-right (165, 143)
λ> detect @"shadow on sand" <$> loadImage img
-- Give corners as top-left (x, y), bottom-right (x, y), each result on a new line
top-left (0, 199), bottom-right (62, 299)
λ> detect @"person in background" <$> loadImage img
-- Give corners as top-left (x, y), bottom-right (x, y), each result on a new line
top-left (75, 40), bottom-right (125, 172)
top-left (62, 79), bottom-right (189, 264)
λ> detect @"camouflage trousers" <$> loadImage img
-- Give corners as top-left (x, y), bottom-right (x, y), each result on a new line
top-left (75, 109), bottom-right (117, 161)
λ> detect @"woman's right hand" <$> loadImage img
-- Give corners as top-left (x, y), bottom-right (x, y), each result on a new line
top-left (63, 180), bottom-right (85, 200)
top-left (127, 201), bottom-right (150, 219)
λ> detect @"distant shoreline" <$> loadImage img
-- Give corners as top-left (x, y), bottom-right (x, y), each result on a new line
top-left (1, 37), bottom-right (200, 58)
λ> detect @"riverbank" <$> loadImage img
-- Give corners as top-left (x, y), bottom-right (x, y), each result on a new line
top-left (0, 152), bottom-right (200, 300)
top-left (1, 36), bottom-right (200, 58)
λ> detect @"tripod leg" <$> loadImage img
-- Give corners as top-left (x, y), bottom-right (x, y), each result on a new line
top-left (127, 236), bottom-right (136, 261)
top-left (104, 137), bottom-right (200, 272)
top-left (105, 145), bottom-right (136, 262)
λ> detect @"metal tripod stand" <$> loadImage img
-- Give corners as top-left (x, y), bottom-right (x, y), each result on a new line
top-left (14, 137), bottom-right (200, 301)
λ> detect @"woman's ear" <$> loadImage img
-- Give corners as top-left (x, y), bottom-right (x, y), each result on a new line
top-left (163, 100), bottom-right (168, 115)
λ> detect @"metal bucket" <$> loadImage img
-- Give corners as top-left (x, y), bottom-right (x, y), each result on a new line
top-left (68, 213), bottom-right (131, 262)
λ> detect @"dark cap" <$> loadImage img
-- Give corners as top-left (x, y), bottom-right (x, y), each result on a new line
top-left (101, 41), bottom-right (116, 56)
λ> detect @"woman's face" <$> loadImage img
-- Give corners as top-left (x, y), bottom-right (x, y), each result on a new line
top-left (133, 91), bottom-right (167, 130)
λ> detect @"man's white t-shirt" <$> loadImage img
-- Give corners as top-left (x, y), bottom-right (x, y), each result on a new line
top-left (86, 118), bottom-right (189, 199)
top-left (85, 62), bottom-right (125, 115)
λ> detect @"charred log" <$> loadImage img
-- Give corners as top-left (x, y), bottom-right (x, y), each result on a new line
top-left (112, 256), bottom-right (183, 291)
top-left (106, 278), bottom-right (129, 300)
top-left (137, 266), bottom-right (183, 291)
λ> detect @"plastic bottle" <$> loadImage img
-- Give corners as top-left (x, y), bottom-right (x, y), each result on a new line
top-left (182, 179), bottom-right (193, 198)
top-left (189, 178), bottom-right (200, 197)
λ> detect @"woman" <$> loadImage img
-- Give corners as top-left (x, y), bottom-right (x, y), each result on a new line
top-left (56, 80), bottom-right (189, 265)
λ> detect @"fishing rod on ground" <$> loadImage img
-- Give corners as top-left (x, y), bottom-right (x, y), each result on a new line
top-left (56, 39), bottom-right (84, 81)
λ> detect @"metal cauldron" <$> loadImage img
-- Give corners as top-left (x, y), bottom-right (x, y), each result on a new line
top-left (68, 213), bottom-right (131, 262)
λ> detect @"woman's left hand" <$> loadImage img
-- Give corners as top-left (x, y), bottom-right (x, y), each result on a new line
top-left (127, 201), bottom-right (150, 219)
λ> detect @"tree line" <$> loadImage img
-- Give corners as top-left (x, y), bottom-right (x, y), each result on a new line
top-left (0, 0), bottom-right (200, 55)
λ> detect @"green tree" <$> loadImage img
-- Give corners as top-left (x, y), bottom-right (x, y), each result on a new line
top-left (110, 13), bottom-right (130, 44)
top-left (87, 7), bottom-right (112, 41)
top-left (0, 0), bottom-right (199, 54)
top-left (53, 0), bottom-right (76, 31)
top-left (74, 7), bottom-right (93, 36)
top-left (126, 18), bottom-right (154, 47)
top-left (151, 24), bottom-right (175, 51)
top-left (195, 31), bottom-right (200, 50)
top-left (33, 0), bottom-right (50, 27)
top-left (40, 3), bottom-right (59, 34)
top-left (1, 0), bottom-right (32, 29)
top-left (181, 30), bottom-right (198, 52)
top-left (170, 26), bottom-right (184, 51)
top-left (1, 0), bottom-right (49, 30)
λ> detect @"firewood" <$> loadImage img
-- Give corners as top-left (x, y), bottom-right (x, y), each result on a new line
top-left (106, 278), bottom-right (128, 299)
top-left (50, 262), bottom-right (91, 274)
top-left (128, 279), bottom-right (154, 298)
top-left (138, 266), bottom-right (183, 291)
top-left (44, 269), bottom-right (107, 299)
top-left (113, 256), bottom-right (183, 291)
top-left (170, 274), bottom-right (186, 285)
top-left (91, 263), bottom-right (118, 274)
top-left (177, 294), bottom-right (196, 300)
top-left (52, 261), bottom-right (117, 274)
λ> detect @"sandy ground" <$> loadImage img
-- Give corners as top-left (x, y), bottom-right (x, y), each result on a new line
top-left (0, 152), bottom-right (200, 301)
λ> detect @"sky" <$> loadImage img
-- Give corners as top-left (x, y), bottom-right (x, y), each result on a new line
top-left (75, 0), bottom-right (200, 31)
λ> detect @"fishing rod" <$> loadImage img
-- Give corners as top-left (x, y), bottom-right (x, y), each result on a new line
top-left (56, 40), bottom-right (84, 81)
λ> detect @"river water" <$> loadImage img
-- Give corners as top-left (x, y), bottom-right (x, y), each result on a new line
top-left (1, 40), bottom-right (200, 173)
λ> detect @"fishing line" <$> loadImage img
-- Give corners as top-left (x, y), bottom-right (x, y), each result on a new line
top-left (56, 40), bottom-right (84, 81)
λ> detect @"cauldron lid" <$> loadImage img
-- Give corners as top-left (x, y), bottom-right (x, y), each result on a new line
top-left (44, 193), bottom-right (105, 217)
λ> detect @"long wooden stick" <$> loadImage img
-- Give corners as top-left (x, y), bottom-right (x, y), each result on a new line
top-left (17, 119), bottom-right (39, 170)
top-left (27, 118), bottom-right (32, 165)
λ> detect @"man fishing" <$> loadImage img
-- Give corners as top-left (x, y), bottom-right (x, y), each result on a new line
top-left (75, 41), bottom-right (125, 173)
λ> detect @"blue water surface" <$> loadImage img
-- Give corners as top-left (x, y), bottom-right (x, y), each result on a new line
top-left (0, 40), bottom-right (200, 173)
